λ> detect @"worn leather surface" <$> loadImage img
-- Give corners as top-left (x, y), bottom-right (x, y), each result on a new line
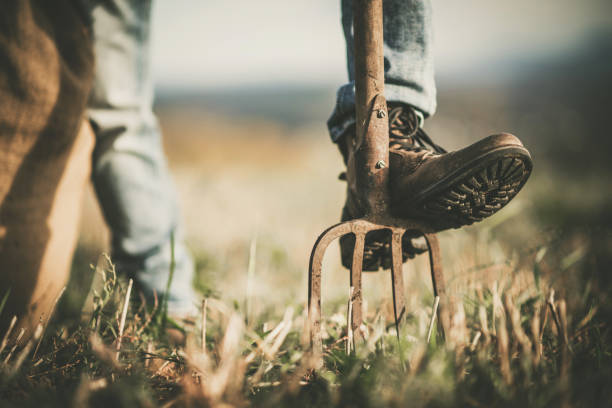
top-left (389, 133), bottom-right (528, 213)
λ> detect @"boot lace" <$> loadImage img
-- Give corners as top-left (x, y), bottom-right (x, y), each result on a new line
top-left (388, 105), bottom-right (447, 154)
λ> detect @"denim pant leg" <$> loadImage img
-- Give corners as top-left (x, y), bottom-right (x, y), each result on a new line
top-left (88, 0), bottom-right (197, 315)
top-left (328, 0), bottom-right (436, 141)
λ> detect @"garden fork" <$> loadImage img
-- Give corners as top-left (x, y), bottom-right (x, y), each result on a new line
top-left (307, 0), bottom-right (449, 352)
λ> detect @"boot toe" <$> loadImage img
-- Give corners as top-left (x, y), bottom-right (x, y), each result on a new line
top-left (392, 134), bottom-right (533, 230)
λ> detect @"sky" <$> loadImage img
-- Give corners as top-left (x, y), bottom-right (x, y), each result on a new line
top-left (149, 0), bottom-right (612, 90)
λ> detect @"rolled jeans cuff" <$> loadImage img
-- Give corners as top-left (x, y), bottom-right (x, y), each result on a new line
top-left (327, 82), bottom-right (437, 143)
top-left (115, 233), bottom-right (198, 316)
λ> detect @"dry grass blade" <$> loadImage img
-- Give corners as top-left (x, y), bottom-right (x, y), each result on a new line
top-left (116, 278), bottom-right (133, 361)
top-left (4, 328), bottom-right (25, 365)
top-left (505, 295), bottom-right (532, 353)
top-left (145, 341), bottom-right (153, 369)
top-left (267, 307), bottom-right (293, 358)
top-left (547, 288), bottom-right (569, 349)
top-left (201, 298), bottom-right (208, 353)
top-left (427, 296), bottom-right (440, 343)
top-left (245, 237), bottom-right (257, 324)
top-left (558, 299), bottom-right (572, 351)
top-left (469, 331), bottom-right (482, 352)
top-left (136, 291), bottom-right (159, 336)
top-left (558, 299), bottom-right (571, 408)
top-left (0, 315), bottom-right (17, 355)
top-left (479, 305), bottom-right (490, 343)
top-left (540, 295), bottom-right (550, 343)
top-left (370, 312), bottom-right (386, 342)
top-left (496, 306), bottom-right (512, 385)
top-left (153, 360), bottom-right (172, 378)
top-left (531, 302), bottom-right (542, 364)
top-left (206, 313), bottom-right (244, 402)
top-left (9, 324), bottom-right (43, 377)
top-left (246, 308), bottom-right (295, 387)
top-left (245, 307), bottom-right (292, 364)
top-left (33, 286), bottom-right (66, 361)
top-left (449, 301), bottom-right (468, 348)
top-left (574, 305), bottom-right (597, 332)
top-left (492, 281), bottom-right (500, 335)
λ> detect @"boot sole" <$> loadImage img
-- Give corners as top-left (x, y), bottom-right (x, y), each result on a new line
top-left (414, 145), bottom-right (532, 229)
top-left (341, 145), bottom-right (532, 271)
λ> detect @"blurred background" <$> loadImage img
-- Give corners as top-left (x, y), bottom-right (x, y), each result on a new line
top-left (74, 0), bottom-right (612, 317)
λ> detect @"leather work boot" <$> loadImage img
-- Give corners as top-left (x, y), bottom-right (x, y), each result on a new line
top-left (338, 103), bottom-right (532, 271)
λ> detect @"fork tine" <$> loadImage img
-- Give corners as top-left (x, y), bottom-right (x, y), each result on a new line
top-left (390, 229), bottom-right (406, 339)
top-left (308, 221), bottom-right (355, 351)
top-left (350, 231), bottom-right (365, 339)
top-left (423, 233), bottom-right (449, 339)
top-left (308, 219), bottom-right (447, 357)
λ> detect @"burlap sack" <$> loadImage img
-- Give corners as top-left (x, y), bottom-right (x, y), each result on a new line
top-left (0, 1), bottom-right (94, 342)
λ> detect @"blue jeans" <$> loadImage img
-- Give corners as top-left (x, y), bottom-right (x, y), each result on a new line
top-left (88, 0), bottom-right (197, 316)
top-left (328, 0), bottom-right (435, 142)
top-left (87, 0), bottom-right (434, 314)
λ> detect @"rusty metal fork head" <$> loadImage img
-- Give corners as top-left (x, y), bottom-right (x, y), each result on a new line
top-left (307, 217), bottom-right (447, 352)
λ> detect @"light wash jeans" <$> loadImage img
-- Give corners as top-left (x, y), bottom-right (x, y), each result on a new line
top-left (328, 0), bottom-right (435, 141)
top-left (87, 0), bottom-right (197, 316)
top-left (86, 0), bottom-right (434, 314)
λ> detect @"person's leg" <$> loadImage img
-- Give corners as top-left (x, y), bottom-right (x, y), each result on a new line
top-left (329, 0), bottom-right (435, 141)
top-left (333, 0), bottom-right (436, 270)
top-left (333, 0), bottom-right (532, 272)
top-left (88, 0), bottom-right (197, 316)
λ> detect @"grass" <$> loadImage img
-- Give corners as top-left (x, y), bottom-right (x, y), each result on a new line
top-left (1, 220), bottom-right (610, 407)
top-left (2, 92), bottom-right (612, 406)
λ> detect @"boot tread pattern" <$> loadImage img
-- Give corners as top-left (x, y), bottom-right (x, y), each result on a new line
top-left (423, 155), bottom-right (530, 228)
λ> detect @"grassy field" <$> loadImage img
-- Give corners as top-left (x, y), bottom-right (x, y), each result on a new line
top-left (1, 76), bottom-right (611, 407)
